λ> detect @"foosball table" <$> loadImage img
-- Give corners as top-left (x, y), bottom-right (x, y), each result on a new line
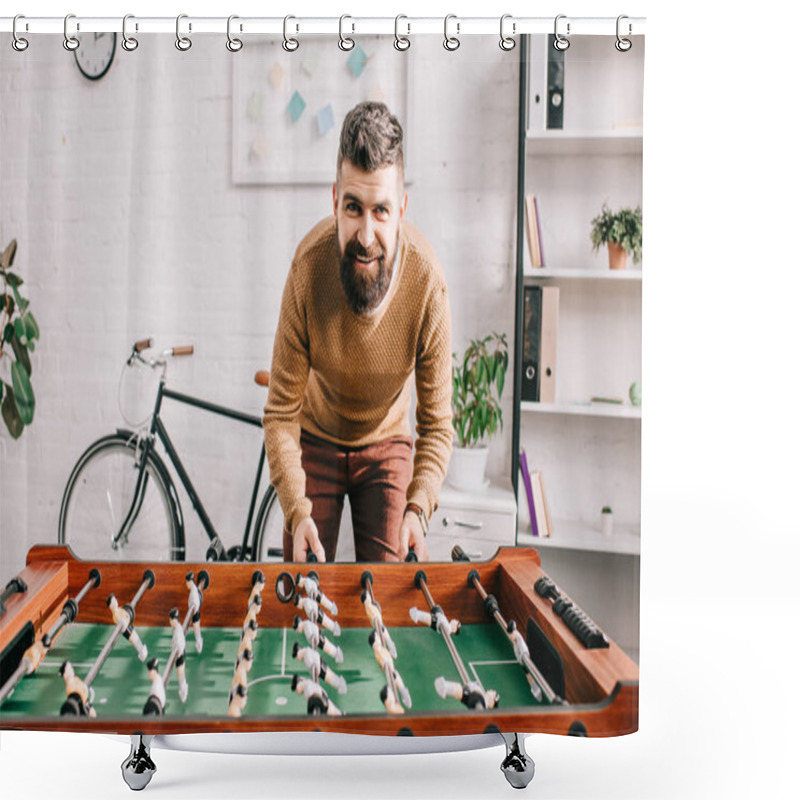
top-left (0, 545), bottom-right (638, 791)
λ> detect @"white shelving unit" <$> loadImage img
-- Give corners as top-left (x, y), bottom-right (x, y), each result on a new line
top-left (521, 401), bottom-right (641, 419)
top-left (518, 520), bottom-right (641, 556)
top-left (514, 33), bottom-right (644, 655)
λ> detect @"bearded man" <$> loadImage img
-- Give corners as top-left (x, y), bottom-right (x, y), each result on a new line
top-left (263, 101), bottom-right (452, 563)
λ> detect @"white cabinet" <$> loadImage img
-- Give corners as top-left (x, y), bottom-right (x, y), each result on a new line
top-left (426, 479), bottom-right (517, 562)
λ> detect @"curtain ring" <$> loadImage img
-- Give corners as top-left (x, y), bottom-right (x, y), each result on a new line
top-left (226, 15), bottom-right (243, 52)
top-left (394, 15), bottom-right (410, 51)
top-left (615, 15), bottom-right (632, 52)
top-left (175, 14), bottom-right (192, 51)
top-left (121, 14), bottom-right (139, 51)
top-left (63, 13), bottom-right (80, 52)
top-left (283, 15), bottom-right (299, 52)
top-left (443, 14), bottom-right (460, 51)
top-left (339, 15), bottom-right (355, 51)
top-left (499, 14), bottom-right (516, 51)
top-left (12, 15), bottom-right (29, 52)
top-left (553, 14), bottom-right (570, 51)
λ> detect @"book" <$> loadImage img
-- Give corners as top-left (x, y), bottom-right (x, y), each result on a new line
top-left (539, 286), bottom-right (559, 404)
top-left (524, 195), bottom-right (542, 268)
top-left (533, 196), bottom-right (546, 266)
top-left (519, 450), bottom-right (538, 537)
top-left (530, 470), bottom-right (551, 537)
top-left (521, 284), bottom-right (559, 403)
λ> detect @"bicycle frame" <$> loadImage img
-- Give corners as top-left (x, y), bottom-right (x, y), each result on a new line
top-left (114, 376), bottom-right (267, 561)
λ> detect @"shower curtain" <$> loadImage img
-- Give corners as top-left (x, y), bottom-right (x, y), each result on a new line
top-left (0, 18), bottom-right (644, 793)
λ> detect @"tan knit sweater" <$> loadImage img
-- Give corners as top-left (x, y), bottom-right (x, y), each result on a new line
top-left (263, 216), bottom-right (453, 535)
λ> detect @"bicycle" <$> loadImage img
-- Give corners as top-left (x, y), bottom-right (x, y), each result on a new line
top-left (57, 338), bottom-right (285, 563)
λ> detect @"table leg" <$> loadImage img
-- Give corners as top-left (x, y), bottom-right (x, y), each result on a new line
top-left (500, 733), bottom-right (535, 789)
top-left (121, 734), bottom-right (157, 791)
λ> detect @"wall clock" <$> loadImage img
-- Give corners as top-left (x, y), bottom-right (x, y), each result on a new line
top-left (74, 32), bottom-right (117, 81)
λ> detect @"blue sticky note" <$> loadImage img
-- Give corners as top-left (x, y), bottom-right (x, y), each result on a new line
top-left (317, 104), bottom-right (335, 136)
top-left (287, 91), bottom-right (306, 123)
top-left (347, 44), bottom-right (368, 79)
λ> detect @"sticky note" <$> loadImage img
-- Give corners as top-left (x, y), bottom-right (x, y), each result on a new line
top-left (302, 49), bottom-right (320, 77)
top-left (269, 61), bottom-right (285, 89)
top-left (347, 44), bottom-right (368, 78)
top-left (249, 131), bottom-right (270, 161)
top-left (316, 104), bottom-right (335, 136)
top-left (287, 91), bottom-right (306, 123)
top-left (246, 91), bottom-right (264, 123)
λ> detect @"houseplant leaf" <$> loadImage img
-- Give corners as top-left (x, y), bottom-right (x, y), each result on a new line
top-left (11, 360), bottom-right (34, 425)
top-left (11, 333), bottom-right (32, 375)
top-left (2, 384), bottom-right (24, 439)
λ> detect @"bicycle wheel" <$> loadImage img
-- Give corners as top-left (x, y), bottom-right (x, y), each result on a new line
top-left (252, 485), bottom-right (286, 562)
top-left (58, 432), bottom-right (184, 561)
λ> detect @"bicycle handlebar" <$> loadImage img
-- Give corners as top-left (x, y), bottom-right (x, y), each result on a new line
top-left (170, 346), bottom-right (194, 357)
top-left (134, 338), bottom-right (153, 353)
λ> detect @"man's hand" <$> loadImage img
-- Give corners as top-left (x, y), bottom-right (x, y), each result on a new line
top-left (398, 511), bottom-right (429, 562)
top-left (293, 517), bottom-right (326, 563)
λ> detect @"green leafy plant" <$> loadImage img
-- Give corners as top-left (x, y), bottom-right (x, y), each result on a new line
top-left (1, 240), bottom-right (40, 439)
top-left (451, 333), bottom-right (508, 448)
top-left (590, 204), bottom-right (643, 264)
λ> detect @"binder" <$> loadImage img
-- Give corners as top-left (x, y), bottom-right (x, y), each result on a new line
top-left (527, 35), bottom-right (548, 133)
top-left (546, 36), bottom-right (565, 130)
top-left (540, 286), bottom-right (559, 403)
top-left (524, 195), bottom-right (542, 268)
top-left (521, 285), bottom-right (559, 403)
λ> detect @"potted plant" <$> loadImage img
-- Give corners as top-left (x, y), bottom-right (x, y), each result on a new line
top-left (1, 239), bottom-right (40, 439)
top-left (590, 204), bottom-right (643, 270)
top-left (448, 332), bottom-right (508, 492)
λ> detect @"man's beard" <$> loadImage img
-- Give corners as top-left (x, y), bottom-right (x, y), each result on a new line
top-left (338, 236), bottom-right (396, 316)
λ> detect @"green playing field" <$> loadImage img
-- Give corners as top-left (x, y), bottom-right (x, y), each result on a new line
top-left (0, 622), bottom-right (546, 719)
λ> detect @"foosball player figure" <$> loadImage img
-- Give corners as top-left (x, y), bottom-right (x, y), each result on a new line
top-left (506, 620), bottom-right (530, 663)
top-left (185, 572), bottom-right (204, 654)
top-left (292, 642), bottom-right (347, 693)
top-left (296, 572), bottom-right (338, 617)
top-left (361, 590), bottom-right (397, 658)
top-left (168, 608), bottom-right (190, 703)
top-left (237, 619), bottom-right (258, 664)
top-left (59, 660), bottom-right (96, 717)
top-left (231, 647), bottom-right (253, 697)
top-left (107, 593), bottom-right (149, 662)
top-left (291, 674), bottom-right (343, 716)
top-left (367, 630), bottom-right (411, 708)
top-left (379, 684), bottom-right (404, 715)
top-left (295, 594), bottom-right (341, 636)
top-left (227, 683), bottom-right (247, 718)
top-left (409, 605), bottom-right (462, 636)
top-left (242, 594), bottom-right (262, 631)
top-left (434, 676), bottom-right (500, 710)
top-left (248, 570), bottom-right (266, 608)
top-left (293, 616), bottom-right (344, 663)
top-left (143, 658), bottom-right (166, 716)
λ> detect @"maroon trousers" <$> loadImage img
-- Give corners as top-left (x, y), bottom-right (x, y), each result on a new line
top-left (282, 429), bottom-right (413, 563)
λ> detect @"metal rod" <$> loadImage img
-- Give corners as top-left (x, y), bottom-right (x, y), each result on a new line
top-left (361, 575), bottom-right (401, 706)
top-left (468, 572), bottom-right (560, 703)
top-left (416, 574), bottom-right (470, 686)
top-left (0, 17), bottom-right (647, 37)
top-left (84, 572), bottom-right (153, 688)
top-left (43, 569), bottom-right (101, 646)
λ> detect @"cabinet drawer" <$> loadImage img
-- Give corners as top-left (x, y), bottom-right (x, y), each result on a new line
top-left (426, 505), bottom-right (516, 562)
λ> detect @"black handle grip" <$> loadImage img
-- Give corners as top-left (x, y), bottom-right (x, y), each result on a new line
top-left (306, 552), bottom-right (319, 563)
top-left (451, 545), bottom-right (471, 562)
top-left (405, 546), bottom-right (418, 563)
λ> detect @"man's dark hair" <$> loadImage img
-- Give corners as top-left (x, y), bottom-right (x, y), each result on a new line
top-left (337, 101), bottom-right (404, 182)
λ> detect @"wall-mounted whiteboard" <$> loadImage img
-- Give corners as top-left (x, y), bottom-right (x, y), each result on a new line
top-left (233, 36), bottom-right (411, 185)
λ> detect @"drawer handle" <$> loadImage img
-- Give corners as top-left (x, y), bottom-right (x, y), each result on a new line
top-left (442, 516), bottom-right (483, 530)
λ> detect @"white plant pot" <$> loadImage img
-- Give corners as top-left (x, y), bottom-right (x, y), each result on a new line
top-left (447, 445), bottom-right (490, 492)
top-left (601, 513), bottom-right (614, 537)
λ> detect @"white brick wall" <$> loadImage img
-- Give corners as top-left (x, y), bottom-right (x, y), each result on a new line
top-left (0, 35), bottom-right (518, 580)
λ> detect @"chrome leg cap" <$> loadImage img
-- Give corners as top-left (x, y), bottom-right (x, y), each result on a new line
top-left (121, 735), bottom-right (157, 791)
top-left (500, 733), bottom-right (535, 789)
